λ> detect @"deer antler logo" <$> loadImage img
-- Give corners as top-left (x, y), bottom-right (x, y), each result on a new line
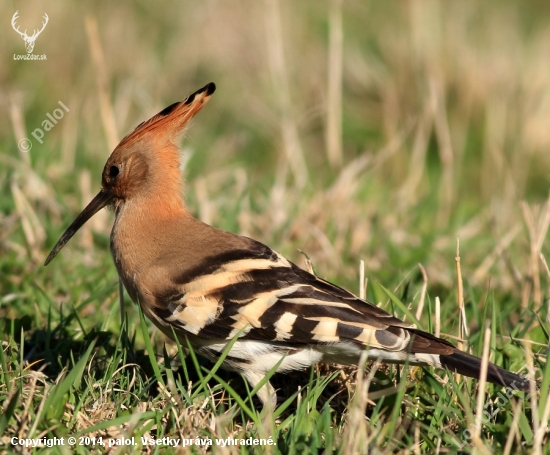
top-left (11, 11), bottom-right (49, 54)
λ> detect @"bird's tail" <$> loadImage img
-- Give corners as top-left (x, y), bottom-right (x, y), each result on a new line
top-left (407, 329), bottom-right (531, 392)
top-left (439, 349), bottom-right (530, 392)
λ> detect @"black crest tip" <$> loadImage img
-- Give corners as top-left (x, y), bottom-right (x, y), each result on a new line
top-left (184, 82), bottom-right (216, 105)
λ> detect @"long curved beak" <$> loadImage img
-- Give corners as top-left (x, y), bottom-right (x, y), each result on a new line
top-left (44, 190), bottom-right (113, 266)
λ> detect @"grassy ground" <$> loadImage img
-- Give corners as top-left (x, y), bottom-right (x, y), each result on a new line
top-left (1, 0), bottom-right (550, 453)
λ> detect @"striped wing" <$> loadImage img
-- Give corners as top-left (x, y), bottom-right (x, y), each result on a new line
top-left (148, 239), bottom-right (453, 355)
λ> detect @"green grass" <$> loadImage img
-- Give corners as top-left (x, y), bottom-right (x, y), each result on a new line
top-left (1, 1), bottom-right (550, 453)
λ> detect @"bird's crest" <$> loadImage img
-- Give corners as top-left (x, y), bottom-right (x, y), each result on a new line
top-left (117, 82), bottom-right (216, 148)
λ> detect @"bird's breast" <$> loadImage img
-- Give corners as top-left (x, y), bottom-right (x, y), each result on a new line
top-left (109, 209), bottom-right (148, 305)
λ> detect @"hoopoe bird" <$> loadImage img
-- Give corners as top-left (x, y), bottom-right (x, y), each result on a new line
top-left (45, 83), bottom-right (529, 406)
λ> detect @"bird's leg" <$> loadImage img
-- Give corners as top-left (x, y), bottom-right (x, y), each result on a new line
top-left (243, 370), bottom-right (277, 407)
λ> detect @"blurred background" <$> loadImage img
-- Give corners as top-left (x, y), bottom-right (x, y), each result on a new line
top-left (2, 0), bottom-right (550, 317)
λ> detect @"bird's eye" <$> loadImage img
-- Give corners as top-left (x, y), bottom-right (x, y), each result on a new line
top-left (109, 165), bottom-right (120, 179)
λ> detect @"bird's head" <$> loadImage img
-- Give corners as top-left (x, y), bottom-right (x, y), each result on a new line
top-left (44, 82), bottom-right (216, 265)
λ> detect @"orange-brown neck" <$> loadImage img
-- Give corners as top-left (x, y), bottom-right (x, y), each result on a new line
top-left (110, 200), bottom-right (187, 298)
top-left (108, 145), bottom-right (193, 293)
